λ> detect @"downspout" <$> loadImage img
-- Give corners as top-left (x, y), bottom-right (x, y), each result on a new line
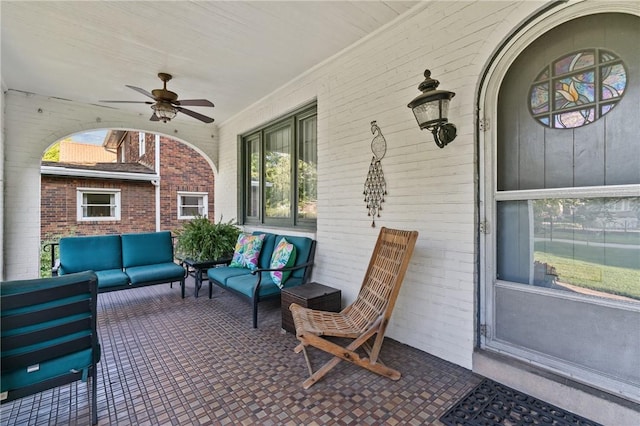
top-left (154, 134), bottom-right (161, 231)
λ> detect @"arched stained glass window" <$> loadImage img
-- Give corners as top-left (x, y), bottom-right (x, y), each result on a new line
top-left (529, 49), bottom-right (627, 128)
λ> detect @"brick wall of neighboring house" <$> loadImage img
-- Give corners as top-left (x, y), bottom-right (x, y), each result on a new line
top-left (41, 175), bottom-right (156, 240)
top-left (158, 136), bottom-right (215, 232)
top-left (117, 131), bottom-right (216, 231)
top-left (41, 131), bottom-right (215, 242)
top-left (120, 132), bottom-right (156, 168)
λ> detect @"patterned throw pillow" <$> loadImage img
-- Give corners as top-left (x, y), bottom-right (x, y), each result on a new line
top-left (269, 237), bottom-right (297, 287)
top-left (229, 233), bottom-right (265, 271)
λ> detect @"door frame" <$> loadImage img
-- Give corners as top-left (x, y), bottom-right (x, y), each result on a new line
top-left (476, 0), bottom-right (640, 402)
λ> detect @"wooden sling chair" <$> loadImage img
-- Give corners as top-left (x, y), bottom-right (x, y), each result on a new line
top-left (290, 227), bottom-right (418, 389)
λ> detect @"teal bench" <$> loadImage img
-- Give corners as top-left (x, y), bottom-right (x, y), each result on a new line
top-left (55, 231), bottom-right (186, 297)
top-left (1, 271), bottom-right (100, 424)
top-left (207, 232), bottom-right (316, 328)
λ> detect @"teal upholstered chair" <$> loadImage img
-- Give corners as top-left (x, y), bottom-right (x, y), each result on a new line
top-left (1, 271), bottom-right (101, 424)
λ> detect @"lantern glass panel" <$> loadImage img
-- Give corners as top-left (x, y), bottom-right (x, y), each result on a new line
top-left (412, 99), bottom-right (450, 128)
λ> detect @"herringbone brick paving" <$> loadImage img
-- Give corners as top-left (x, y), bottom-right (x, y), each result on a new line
top-left (1, 277), bottom-right (481, 425)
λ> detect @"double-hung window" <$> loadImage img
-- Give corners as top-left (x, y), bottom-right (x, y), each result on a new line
top-left (77, 188), bottom-right (121, 221)
top-left (240, 103), bottom-right (317, 228)
top-left (178, 192), bottom-right (208, 219)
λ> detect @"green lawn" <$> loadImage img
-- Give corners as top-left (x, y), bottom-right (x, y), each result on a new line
top-left (536, 228), bottom-right (640, 246)
top-left (535, 250), bottom-right (640, 300)
top-left (534, 240), bottom-right (639, 269)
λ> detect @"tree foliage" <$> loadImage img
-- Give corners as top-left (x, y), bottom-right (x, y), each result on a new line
top-left (42, 142), bottom-right (61, 162)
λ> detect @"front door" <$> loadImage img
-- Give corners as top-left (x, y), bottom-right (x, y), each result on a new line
top-left (483, 12), bottom-right (640, 401)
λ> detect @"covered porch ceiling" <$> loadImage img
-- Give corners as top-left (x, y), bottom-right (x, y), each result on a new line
top-left (1, 1), bottom-right (418, 125)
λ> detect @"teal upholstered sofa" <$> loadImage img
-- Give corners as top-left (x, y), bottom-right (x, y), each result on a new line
top-left (55, 231), bottom-right (186, 297)
top-left (1, 271), bottom-right (101, 424)
top-left (207, 232), bottom-right (316, 328)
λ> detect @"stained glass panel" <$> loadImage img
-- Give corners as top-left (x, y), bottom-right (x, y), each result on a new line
top-left (530, 83), bottom-right (549, 114)
top-left (530, 49), bottom-right (626, 129)
top-left (534, 68), bottom-right (549, 82)
top-left (554, 109), bottom-right (594, 128)
top-left (572, 52), bottom-right (595, 71)
top-left (554, 73), bottom-right (595, 110)
top-left (600, 51), bottom-right (618, 63)
top-left (601, 104), bottom-right (615, 115)
top-left (554, 51), bottom-right (594, 75)
top-left (601, 64), bottom-right (626, 99)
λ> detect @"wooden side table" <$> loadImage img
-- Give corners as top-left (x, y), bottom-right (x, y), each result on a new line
top-left (281, 282), bottom-right (341, 333)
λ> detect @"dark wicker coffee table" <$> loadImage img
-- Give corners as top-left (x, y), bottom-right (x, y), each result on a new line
top-left (281, 282), bottom-right (341, 333)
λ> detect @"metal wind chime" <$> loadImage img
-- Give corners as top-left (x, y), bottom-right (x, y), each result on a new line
top-left (363, 121), bottom-right (387, 227)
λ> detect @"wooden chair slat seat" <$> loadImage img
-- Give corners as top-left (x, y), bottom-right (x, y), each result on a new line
top-left (291, 227), bottom-right (418, 389)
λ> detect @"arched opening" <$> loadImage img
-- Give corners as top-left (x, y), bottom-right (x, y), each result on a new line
top-left (39, 129), bottom-right (217, 277)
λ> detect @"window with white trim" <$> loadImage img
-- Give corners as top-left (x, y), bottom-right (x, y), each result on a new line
top-left (77, 188), bottom-right (121, 221)
top-left (178, 192), bottom-right (208, 219)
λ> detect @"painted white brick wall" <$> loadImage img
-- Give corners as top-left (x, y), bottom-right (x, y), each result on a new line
top-left (215, 1), bottom-right (544, 369)
top-left (2, 1), bottom-right (546, 371)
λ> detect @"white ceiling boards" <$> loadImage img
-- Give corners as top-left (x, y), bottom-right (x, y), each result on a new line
top-left (1, 1), bottom-right (417, 124)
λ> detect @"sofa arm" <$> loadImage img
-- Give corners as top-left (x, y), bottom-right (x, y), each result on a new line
top-left (250, 259), bottom-right (314, 275)
top-left (43, 242), bottom-right (60, 276)
top-left (249, 259), bottom-right (315, 299)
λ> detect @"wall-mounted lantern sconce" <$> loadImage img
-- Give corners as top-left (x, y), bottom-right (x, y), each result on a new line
top-left (407, 69), bottom-right (457, 148)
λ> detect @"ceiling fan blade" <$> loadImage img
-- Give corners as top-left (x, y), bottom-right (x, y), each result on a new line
top-left (176, 107), bottom-right (215, 123)
top-left (125, 85), bottom-right (156, 100)
top-left (173, 99), bottom-right (215, 107)
top-left (100, 100), bottom-right (154, 104)
top-left (150, 113), bottom-right (160, 121)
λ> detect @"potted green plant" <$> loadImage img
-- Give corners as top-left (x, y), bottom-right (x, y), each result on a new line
top-left (175, 216), bottom-right (241, 262)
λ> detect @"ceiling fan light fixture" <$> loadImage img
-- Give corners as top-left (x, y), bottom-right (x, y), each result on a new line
top-left (152, 102), bottom-right (178, 123)
top-left (102, 73), bottom-right (215, 123)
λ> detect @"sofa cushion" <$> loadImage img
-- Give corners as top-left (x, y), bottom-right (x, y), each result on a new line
top-left (225, 274), bottom-right (281, 298)
top-left (121, 231), bottom-right (174, 268)
top-left (207, 266), bottom-right (251, 286)
top-left (125, 262), bottom-right (185, 285)
top-left (1, 348), bottom-right (94, 394)
top-left (269, 237), bottom-right (297, 287)
top-left (230, 233), bottom-right (265, 270)
top-left (274, 235), bottom-right (313, 279)
top-left (95, 269), bottom-right (130, 289)
top-left (281, 276), bottom-right (304, 289)
top-left (58, 234), bottom-right (122, 274)
top-left (254, 232), bottom-right (277, 269)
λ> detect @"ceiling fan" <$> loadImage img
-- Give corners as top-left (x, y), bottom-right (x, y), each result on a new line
top-left (101, 73), bottom-right (215, 123)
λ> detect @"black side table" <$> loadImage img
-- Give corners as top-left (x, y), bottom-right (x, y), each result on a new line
top-left (281, 282), bottom-right (341, 333)
top-left (181, 257), bottom-right (231, 298)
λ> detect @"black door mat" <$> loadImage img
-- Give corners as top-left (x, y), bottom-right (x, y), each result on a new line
top-left (440, 378), bottom-right (603, 426)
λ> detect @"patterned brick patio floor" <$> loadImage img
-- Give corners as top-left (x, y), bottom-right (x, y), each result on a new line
top-left (1, 277), bottom-right (481, 425)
